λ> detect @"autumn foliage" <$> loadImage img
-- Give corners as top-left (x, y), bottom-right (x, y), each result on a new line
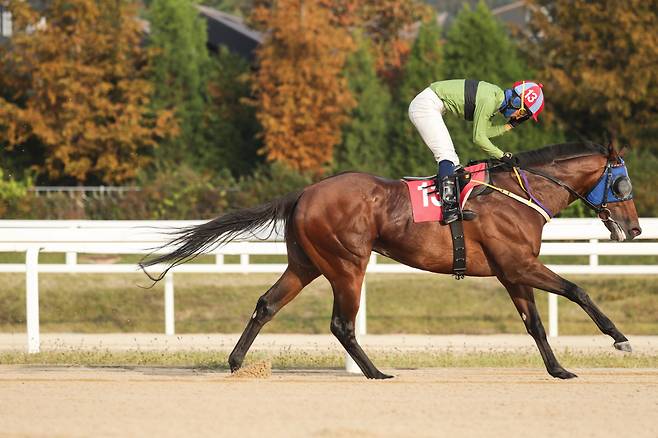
top-left (251, 0), bottom-right (355, 172)
top-left (359, 0), bottom-right (427, 84)
top-left (0, 0), bottom-right (175, 184)
top-left (525, 0), bottom-right (658, 143)
top-left (250, 0), bottom-right (424, 172)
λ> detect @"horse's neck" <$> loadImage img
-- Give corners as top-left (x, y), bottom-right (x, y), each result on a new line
top-left (532, 157), bottom-right (605, 213)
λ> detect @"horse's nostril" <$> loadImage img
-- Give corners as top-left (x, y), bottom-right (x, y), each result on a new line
top-left (631, 227), bottom-right (642, 237)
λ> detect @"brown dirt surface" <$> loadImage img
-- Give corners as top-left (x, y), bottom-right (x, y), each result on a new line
top-left (0, 366), bottom-right (657, 438)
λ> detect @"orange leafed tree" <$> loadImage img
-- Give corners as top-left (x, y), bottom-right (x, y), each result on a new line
top-left (360, 0), bottom-right (427, 84)
top-left (320, 0), bottom-right (425, 83)
top-left (251, 0), bottom-right (355, 172)
top-left (525, 0), bottom-right (658, 143)
top-left (0, 0), bottom-right (176, 184)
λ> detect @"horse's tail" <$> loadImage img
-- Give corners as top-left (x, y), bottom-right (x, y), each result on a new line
top-left (139, 190), bottom-right (303, 282)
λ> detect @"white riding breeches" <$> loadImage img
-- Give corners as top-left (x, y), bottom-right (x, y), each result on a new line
top-left (408, 87), bottom-right (459, 166)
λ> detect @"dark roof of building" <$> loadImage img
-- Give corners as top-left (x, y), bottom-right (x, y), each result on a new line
top-left (491, 1), bottom-right (528, 28)
top-left (196, 5), bottom-right (262, 61)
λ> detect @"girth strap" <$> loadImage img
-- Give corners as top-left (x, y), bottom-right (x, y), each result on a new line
top-left (464, 79), bottom-right (480, 122)
top-left (449, 221), bottom-right (466, 280)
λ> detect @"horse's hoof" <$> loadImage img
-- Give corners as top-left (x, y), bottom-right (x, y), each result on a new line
top-left (228, 357), bottom-right (242, 373)
top-left (369, 372), bottom-right (394, 380)
top-left (550, 368), bottom-right (578, 379)
top-left (614, 341), bottom-right (632, 352)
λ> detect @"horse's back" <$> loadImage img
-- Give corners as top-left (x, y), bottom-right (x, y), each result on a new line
top-left (291, 172), bottom-right (408, 258)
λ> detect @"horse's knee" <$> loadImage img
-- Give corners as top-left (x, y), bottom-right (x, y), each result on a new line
top-left (525, 315), bottom-right (547, 339)
top-left (330, 316), bottom-right (354, 341)
top-left (562, 282), bottom-right (589, 304)
top-left (253, 296), bottom-right (277, 324)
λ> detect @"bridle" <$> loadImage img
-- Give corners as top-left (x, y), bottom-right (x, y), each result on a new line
top-left (518, 157), bottom-right (633, 226)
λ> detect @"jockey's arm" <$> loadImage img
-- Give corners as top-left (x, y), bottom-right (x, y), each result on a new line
top-left (472, 98), bottom-right (506, 159)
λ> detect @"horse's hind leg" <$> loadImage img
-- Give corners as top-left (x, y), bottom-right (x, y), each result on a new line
top-left (329, 274), bottom-right (392, 380)
top-left (499, 278), bottom-right (576, 379)
top-left (228, 264), bottom-right (319, 372)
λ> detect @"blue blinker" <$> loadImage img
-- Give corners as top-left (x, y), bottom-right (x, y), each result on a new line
top-left (585, 159), bottom-right (633, 206)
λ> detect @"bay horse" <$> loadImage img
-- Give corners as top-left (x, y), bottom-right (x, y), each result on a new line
top-left (141, 141), bottom-right (642, 379)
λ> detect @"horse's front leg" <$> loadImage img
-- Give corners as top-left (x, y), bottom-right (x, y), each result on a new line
top-left (497, 277), bottom-right (576, 379)
top-left (503, 260), bottom-right (631, 352)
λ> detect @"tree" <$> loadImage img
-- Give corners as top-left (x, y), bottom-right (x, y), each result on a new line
top-left (442, 0), bottom-right (562, 164)
top-left (203, 47), bottom-right (263, 177)
top-left (390, 18), bottom-right (444, 176)
top-left (525, 0), bottom-right (658, 146)
top-left (0, 0), bottom-right (174, 184)
top-left (251, 0), bottom-right (355, 173)
top-left (147, 0), bottom-right (210, 166)
top-left (334, 35), bottom-right (393, 175)
top-left (359, 0), bottom-right (428, 86)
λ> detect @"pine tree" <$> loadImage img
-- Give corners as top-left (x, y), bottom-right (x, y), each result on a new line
top-left (442, 0), bottom-right (562, 164)
top-left (204, 47), bottom-right (262, 177)
top-left (251, 0), bottom-right (355, 173)
top-left (148, 0), bottom-right (210, 166)
top-left (444, 1), bottom-right (524, 85)
top-left (390, 18), bottom-right (444, 176)
top-left (525, 0), bottom-right (658, 145)
top-left (0, 0), bottom-right (175, 184)
top-left (334, 35), bottom-right (392, 175)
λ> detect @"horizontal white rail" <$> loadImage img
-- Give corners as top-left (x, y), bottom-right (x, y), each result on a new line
top-left (1, 218), bottom-right (657, 359)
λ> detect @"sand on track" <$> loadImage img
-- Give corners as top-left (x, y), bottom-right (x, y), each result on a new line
top-left (0, 366), bottom-right (657, 438)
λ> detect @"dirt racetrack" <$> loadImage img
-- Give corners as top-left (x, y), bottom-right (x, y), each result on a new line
top-left (1, 366), bottom-right (657, 438)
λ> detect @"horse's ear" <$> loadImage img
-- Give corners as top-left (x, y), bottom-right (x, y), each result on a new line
top-left (618, 145), bottom-right (629, 158)
top-left (606, 133), bottom-right (619, 159)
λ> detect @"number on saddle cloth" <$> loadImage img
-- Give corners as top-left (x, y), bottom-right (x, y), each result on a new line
top-left (402, 162), bottom-right (492, 224)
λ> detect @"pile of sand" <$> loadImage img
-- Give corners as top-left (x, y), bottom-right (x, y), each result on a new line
top-left (227, 360), bottom-right (272, 379)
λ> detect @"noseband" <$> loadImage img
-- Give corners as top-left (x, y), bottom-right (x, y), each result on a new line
top-left (519, 157), bottom-right (633, 227)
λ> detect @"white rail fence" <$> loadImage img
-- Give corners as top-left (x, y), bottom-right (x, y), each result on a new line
top-left (1, 219), bottom-right (657, 361)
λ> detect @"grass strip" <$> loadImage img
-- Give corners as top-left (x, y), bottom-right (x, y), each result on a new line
top-left (1, 273), bottom-right (657, 335)
top-left (1, 349), bottom-right (656, 369)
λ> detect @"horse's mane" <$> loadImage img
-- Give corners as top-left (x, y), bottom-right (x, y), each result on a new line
top-left (516, 141), bottom-right (607, 167)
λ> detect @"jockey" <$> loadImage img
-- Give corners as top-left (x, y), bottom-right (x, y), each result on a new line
top-left (408, 79), bottom-right (544, 224)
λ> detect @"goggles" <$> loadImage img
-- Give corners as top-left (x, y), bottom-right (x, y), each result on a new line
top-left (501, 90), bottom-right (528, 118)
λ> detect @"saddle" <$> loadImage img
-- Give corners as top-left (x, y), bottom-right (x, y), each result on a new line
top-left (402, 162), bottom-right (493, 218)
top-left (402, 162), bottom-right (493, 280)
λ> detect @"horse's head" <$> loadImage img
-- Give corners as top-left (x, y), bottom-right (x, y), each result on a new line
top-left (586, 143), bottom-right (642, 241)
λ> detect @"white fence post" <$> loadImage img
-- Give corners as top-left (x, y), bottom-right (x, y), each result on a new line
top-left (65, 252), bottom-right (77, 266)
top-left (164, 273), bottom-right (175, 335)
top-left (25, 246), bottom-right (40, 353)
top-left (66, 225), bottom-right (77, 266)
top-left (240, 254), bottom-right (249, 273)
top-left (589, 238), bottom-right (599, 267)
top-left (548, 293), bottom-right (558, 337)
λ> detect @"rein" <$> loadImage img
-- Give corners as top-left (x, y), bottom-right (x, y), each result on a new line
top-left (512, 159), bottom-right (624, 225)
top-left (468, 158), bottom-right (626, 225)
top-left (521, 166), bottom-right (604, 213)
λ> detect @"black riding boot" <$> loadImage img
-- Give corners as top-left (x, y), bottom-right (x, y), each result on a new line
top-left (440, 175), bottom-right (460, 224)
top-left (436, 161), bottom-right (476, 225)
top-left (439, 175), bottom-right (477, 225)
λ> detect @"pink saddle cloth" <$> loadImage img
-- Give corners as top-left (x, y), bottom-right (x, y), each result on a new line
top-left (403, 163), bottom-right (488, 223)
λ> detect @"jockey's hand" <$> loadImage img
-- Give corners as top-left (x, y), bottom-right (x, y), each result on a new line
top-left (508, 113), bottom-right (530, 128)
top-left (499, 152), bottom-right (520, 169)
